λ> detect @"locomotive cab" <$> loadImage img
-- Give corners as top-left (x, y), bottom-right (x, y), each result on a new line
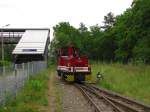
top-left (57, 47), bottom-right (91, 82)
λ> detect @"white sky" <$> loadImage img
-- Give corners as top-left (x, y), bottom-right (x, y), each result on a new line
top-left (0, 0), bottom-right (133, 39)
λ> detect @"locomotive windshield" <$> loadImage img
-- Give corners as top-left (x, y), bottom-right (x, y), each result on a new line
top-left (62, 48), bottom-right (68, 56)
top-left (59, 47), bottom-right (81, 57)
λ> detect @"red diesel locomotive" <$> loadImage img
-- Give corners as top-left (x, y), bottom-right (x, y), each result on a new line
top-left (57, 47), bottom-right (91, 82)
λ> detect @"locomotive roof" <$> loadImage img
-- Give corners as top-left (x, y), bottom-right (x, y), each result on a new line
top-left (60, 46), bottom-right (79, 49)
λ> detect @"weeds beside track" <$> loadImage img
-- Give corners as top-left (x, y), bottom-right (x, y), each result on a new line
top-left (0, 70), bottom-right (49, 112)
top-left (92, 63), bottom-right (150, 105)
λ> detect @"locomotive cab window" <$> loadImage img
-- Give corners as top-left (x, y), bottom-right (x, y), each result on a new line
top-left (62, 48), bottom-right (68, 56)
top-left (73, 48), bottom-right (77, 57)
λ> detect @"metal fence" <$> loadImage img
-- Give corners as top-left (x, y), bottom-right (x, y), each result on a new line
top-left (0, 61), bottom-right (47, 105)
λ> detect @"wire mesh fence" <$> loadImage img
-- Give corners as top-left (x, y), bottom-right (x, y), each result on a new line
top-left (0, 61), bottom-right (47, 105)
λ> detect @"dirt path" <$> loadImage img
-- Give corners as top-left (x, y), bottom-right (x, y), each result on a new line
top-left (48, 70), bottom-right (54, 112)
top-left (48, 68), bottom-right (94, 112)
top-left (48, 69), bottom-right (63, 112)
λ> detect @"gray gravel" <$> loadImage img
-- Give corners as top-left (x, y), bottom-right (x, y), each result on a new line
top-left (60, 81), bottom-right (94, 112)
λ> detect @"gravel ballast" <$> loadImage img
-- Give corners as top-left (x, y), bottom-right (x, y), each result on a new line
top-left (60, 81), bottom-right (93, 112)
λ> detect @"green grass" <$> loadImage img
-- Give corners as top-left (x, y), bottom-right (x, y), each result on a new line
top-left (0, 70), bottom-right (49, 112)
top-left (92, 63), bottom-right (150, 105)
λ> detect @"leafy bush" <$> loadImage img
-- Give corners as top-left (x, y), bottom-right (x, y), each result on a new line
top-left (27, 80), bottom-right (43, 91)
top-left (0, 70), bottom-right (49, 112)
top-left (0, 60), bottom-right (11, 67)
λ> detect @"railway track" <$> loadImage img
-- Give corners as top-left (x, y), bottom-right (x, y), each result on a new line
top-left (75, 84), bottom-right (150, 112)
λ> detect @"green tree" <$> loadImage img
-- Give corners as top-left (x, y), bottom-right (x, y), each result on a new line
top-left (50, 0), bottom-right (150, 64)
top-left (102, 12), bottom-right (115, 30)
top-left (53, 22), bottom-right (81, 48)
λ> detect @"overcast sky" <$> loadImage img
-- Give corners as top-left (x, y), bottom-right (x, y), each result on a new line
top-left (0, 0), bottom-right (133, 38)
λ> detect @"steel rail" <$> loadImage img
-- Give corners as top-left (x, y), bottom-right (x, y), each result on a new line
top-left (75, 83), bottom-right (150, 112)
top-left (81, 85), bottom-right (125, 112)
top-left (90, 85), bottom-right (150, 112)
top-left (84, 85), bottom-right (140, 112)
top-left (75, 84), bottom-right (126, 112)
top-left (75, 84), bottom-right (101, 112)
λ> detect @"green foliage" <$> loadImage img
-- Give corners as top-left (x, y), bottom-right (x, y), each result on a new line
top-left (114, 0), bottom-right (150, 63)
top-left (0, 70), bottom-right (49, 112)
top-left (27, 80), bottom-right (43, 91)
top-left (53, 22), bottom-right (81, 48)
top-left (92, 63), bottom-right (150, 105)
top-left (0, 44), bottom-right (15, 62)
top-left (0, 60), bottom-right (11, 67)
top-left (50, 0), bottom-right (150, 64)
top-left (102, 12), bottom-right (115, 30)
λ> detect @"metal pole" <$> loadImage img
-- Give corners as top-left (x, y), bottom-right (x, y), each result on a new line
top-left (22, 63), bottom-right (25, 86)
top-left (14, 64), bottom-right (17, 98)
top-left (1, 29), bottom-right (4, 75)
top-left (1, 29), bottom-right (5, 75)
top-left (27, 62), bottom-right (30, 80)
top-left (1, 24), bottom-right (10, 75)
top-left (1, 29), bottom-right (2, 61)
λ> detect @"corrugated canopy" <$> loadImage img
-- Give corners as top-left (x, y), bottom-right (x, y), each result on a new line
top-left (12, 30), bottom-right (49, 54)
